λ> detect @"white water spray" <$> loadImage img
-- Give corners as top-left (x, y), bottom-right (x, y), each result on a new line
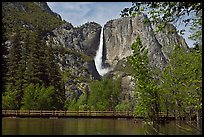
top-left (94, 27), bottom-right (110, 76)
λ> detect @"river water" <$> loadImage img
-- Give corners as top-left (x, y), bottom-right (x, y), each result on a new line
top-left (2, 118), bottom-right (202, 135)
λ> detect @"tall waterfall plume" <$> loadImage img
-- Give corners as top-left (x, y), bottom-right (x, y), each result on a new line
top-left (94, 27), bottom-right (110, 76)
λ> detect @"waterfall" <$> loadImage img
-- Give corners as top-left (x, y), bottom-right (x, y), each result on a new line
top-left (94, 27), bottom-right (110, 76)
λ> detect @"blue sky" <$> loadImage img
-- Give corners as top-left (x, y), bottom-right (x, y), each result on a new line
top-left (47, 2), bottom-right (195, 48)
top-left (47, 2), bottom-right (132, 26)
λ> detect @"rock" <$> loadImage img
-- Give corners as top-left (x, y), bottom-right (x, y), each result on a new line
top-left (103, 12), bottom-right (188, 70)
top-left (121, 75), bottom-right (135, 100)
top-left (151, 20), bottom-right (189, 60)
top-left (46, 21), bottom-right (102, 100)
top-left (47, 21), bottom-right (102, 82)
top-left (49, 22), bottom-right (101, 58)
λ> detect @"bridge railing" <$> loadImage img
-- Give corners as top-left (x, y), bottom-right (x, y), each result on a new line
top-left (2, 110), bottom-right (134, 117)
top-left (2, 110), bottom-right (175, 118)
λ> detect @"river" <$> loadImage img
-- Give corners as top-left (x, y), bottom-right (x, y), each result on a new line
top-left (2, 118), bottom-right (202, 135)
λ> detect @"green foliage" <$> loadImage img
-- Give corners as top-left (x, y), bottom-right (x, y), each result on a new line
top-left (6, 27), bottom-right (22, 87)
top-left (114, 58), bottom-right (134, 74)
top-left (128, 36), bottom-right (160, 120)
top-left (160, 45), bottom-right (202, 119)
top-left (128, 36), bottom-right (202, 121)
top-left (89, 80), bottom-right (108, 111)
top-left (2, 85), bottom-right (19, 110)
top-left (88, 77), bottom-right (122, 111)
top-left (6, 28), bottom-right (26, 108)
top-left (21, 84), bottom-right (38, 110)
top-left (2, 22), bottom-right (9, 93)
top-left (188, 10), bottom-right (202, 47)
top-left (2, 2), bottom-right (64, 37)
top-left (143, 17), bottom-right (150, 24)
top-left (3, 24), bottom-right (64, 110)
top-left (115, 99), bottom-right (131, 111)
top-left (76, 93), bottom-right (90, 111)
top-left (63, 48), bottom-right (92, 62)
top-left (64, 88), bottom-right (89, 111)
top-left (120, 2), bottom-right (142, 17)
top-left (21, 84), bottom-right (55, 110)
top-left (23, 31), bottom-right (42, 85)
top-left (63, 76), bottom-right (122, 111)
top-left (64, 99), bottom-right (79, 111)
top-left (77, 93), bottom-right (89, 111)
top-left (38, 85), bottom-right (55, 110)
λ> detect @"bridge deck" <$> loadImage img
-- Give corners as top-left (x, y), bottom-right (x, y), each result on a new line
top-left (2, 110), bottom-right (174, 119)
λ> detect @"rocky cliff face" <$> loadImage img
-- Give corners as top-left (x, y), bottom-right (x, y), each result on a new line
top-left (47, 21), bottom-right (101, 80)
top-left (46, 21), bottom-right (101, 97)
top-left (151, 21), bottom-right (188, 60)
top-left (49, 12), bottom-right (188, 103)
top-left (103, 12), bottom-right (188, 104)
top-left (103, 12), bottom-right (188, 70)
top-left (49, 22), bottom-right (101, 58)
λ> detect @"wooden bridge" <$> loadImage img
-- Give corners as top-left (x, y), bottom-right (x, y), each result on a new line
top-left (2, 110), bottom-right (175, 119)
top-left (2, 110), bottom-right (135, 118)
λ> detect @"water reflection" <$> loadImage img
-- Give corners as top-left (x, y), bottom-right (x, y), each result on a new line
top-left (2, 118), bottom-right (202, 135)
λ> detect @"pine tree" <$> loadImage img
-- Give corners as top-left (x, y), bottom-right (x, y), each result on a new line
top-left (2, 22), bottom-right (9, 93)
top-left (23, 28), bottom-right (65, 110)
top-left (6, 28), bottom-right (21, 86)
top-left (22, 31), bottom-right (32, 86)
top-left (25, 31), bottom-right (42, 85)
top-left (45, 38), bottom-right (65, 109)
top-left (6, 27), bottom-right (24, 109)
top-left (35, 26), bottom-right (48, 85)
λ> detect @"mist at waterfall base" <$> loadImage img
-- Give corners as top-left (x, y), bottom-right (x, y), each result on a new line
top-left (94, 27), bottom-right (110, 76)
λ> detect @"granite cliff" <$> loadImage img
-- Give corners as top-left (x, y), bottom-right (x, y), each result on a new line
top-left (102, 12), bottom-right (188, 103)
top-left (46, 22), bottom-right (102, 98)
top-left (103, 12), bottom-right (188, 70)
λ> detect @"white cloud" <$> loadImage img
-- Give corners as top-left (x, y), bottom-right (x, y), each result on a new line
top-left (47, 2), bottom-right (131, 27)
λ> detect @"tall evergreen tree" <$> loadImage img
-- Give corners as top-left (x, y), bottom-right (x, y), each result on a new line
top-left (23, 28), bottom-right (65, 110)
top-left (25, 31), bottom-right (42, 85)
top-left (2, 22), bottom-right (9, 93)
top-left (6, 27), bottom-right (24, 109)
top-left (35, 26), bottom-right (48, 85)
top-left (45, 38), bottom-right (65, 109)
